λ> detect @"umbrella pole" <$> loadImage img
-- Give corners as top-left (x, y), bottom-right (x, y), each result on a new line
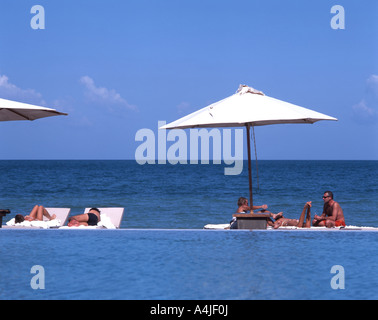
top-left (246, 124), bottom-right (253, 210)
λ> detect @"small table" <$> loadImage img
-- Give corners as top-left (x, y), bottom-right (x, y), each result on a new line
top-left (0, 209), bottom-right (11, 228)
top-left (232, 214), bottom-right (271, 230)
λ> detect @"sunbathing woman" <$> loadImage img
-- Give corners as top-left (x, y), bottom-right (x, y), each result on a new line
top-left (14, 205), bottom-right (56, 223)
top-left (273, 202), bottom-right (312, 229)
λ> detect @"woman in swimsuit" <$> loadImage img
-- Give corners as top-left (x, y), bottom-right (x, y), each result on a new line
top-left (14, 205), bottom-right (56, 223)
top-left (273, 202), bottom-right (312, 229)
top-left (68, 208), bottom-right (101, 227)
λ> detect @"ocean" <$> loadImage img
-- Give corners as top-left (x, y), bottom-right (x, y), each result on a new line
top-left (0, 160), bottom-right (377, 300)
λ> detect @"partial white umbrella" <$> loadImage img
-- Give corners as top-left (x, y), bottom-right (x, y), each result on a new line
top-left (161, 85), bottom-right (337, 208)
top-left (0, 98), bottom-right (67, 121)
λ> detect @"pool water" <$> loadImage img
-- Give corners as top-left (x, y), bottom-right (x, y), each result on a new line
top-left (1, 229), bottom-right (377, 300)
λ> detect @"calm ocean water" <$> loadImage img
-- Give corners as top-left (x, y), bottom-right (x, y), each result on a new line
top-left (0, 160), bottom-right (377, 300)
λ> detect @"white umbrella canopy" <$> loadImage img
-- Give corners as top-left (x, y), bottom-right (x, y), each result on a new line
top-left (161, 85), bottom-right (337, 208)
top-left (0, 98), bottom-right (67, 121)
top-left (161, 85), bottom-right (337, 130)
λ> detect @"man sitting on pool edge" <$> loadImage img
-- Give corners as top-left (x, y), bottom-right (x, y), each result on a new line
top-left (68, 208), bottom-right (101, 227)
top-left (312, 191), bottom-right (346, 228)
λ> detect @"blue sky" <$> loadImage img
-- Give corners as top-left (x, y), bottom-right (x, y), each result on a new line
top-left (0, 0), bottom-right (377, 160)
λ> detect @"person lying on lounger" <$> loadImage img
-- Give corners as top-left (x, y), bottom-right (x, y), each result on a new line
top-left (272, 202), bottom-right (312, 229)
top-left (68, 208), bottom-right (101, 227)
top-left (14, 205), bottom-right (56, 223)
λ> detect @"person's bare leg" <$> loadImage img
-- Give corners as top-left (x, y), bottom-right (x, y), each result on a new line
top-left (297, 205), bottom-right (307, 228)
top-left (35, 205), bottom-right (44, 220)
top-left (326, 220), bottom-right (335, 228)
top-left (305, 204), bottom-right (311, 228)
top-left (297, 202), bottom-right (312, 228)
top-left (313, 220), bottom-right (326, 227)
top-left (24, 205), bottom-right (39, 221)
top-left (40, 206), bottom-right (56, 221)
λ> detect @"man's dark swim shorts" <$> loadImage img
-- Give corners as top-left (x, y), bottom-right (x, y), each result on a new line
top-left (87, 213), bottom-right (99, 226)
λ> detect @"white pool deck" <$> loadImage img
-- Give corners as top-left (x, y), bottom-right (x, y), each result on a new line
top-left (1, 226), bottom-right (378, 232)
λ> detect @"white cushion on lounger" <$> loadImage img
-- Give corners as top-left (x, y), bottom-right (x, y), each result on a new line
top-left (5, 208), bottom-right (70, 228)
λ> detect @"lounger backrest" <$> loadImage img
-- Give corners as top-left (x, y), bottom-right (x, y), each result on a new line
top-left (44, 208), bottom-right (71, 226)
top-left (85, 207), bottom-right (124, 228)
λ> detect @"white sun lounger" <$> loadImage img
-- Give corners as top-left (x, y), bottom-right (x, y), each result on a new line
top-left (44, 208), bottom-right (70, 226)
top-left (85, 207), bottom-right (124, 229)
top-left (4, 208), bottom-right (71, 229)
top-left (59, 207), bottom-right (125, 229)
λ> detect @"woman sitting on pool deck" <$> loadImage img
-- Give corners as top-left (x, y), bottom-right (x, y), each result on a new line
top-left (14, 205), bottom-right (56, 223)
top-left (68, 208), bottom-right (101, 227)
